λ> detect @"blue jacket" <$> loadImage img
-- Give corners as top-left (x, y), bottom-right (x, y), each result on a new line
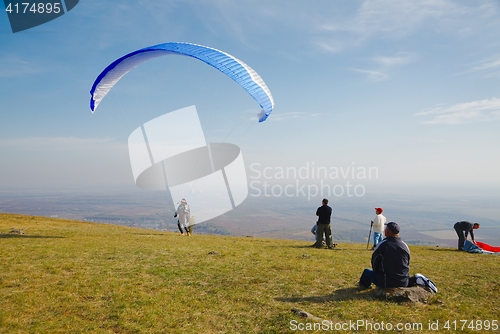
top-left (372, 236), bottom-right (410, 288)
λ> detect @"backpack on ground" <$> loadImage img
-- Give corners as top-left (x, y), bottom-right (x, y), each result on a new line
top-left (409, 273), bottom-right (438, 293)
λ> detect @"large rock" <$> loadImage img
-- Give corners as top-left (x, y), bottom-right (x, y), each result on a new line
top-left (374, 286), bottom-right (435, 303)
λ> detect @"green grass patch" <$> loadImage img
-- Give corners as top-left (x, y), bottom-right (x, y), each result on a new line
top-left (1, 213), bottom-right (499, 333)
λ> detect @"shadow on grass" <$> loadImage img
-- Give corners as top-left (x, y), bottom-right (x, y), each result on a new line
top-left (275, 244), bottom-right (370, 252)
top-left (130, 232), bottom-right (165, 236)
top-left (275, 287), bottom-right (374, 303)
top-left (427, 247), bottom-right (459, 252)
top-left (0, 234), bottom-right (65, 239)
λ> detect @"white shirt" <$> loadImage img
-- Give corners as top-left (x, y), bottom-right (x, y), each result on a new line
top-left (372, 213), bottom-right (386, 233)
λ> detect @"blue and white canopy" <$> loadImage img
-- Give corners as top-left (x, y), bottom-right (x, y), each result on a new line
top-left (90, 42), bottom-right (274, 122)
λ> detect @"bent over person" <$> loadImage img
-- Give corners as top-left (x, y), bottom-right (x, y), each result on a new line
top-left (454, 221), bottom-right (480, 251)
top-left (359, 222), bottom-right (410, 289)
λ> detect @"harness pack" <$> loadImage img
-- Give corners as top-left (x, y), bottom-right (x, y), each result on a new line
top-left (411, 273), bottom-right (438, 293)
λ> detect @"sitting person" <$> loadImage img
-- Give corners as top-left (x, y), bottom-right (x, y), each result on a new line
top-left (359, 222), bottom-right (410, 289)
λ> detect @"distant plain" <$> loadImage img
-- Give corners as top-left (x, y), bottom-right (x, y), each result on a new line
top-left (1, 185), bottom-right (499, 247)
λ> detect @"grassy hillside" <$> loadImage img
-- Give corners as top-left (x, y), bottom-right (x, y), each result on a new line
top-left (1, 213), bottom-right (499, 333)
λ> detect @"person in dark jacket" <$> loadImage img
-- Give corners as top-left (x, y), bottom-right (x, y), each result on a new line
top-left (454, 221), bottom-right (480, 251)
top-left (313, 198), bottom-right (333, 249)
top-left (359, 222), bottom-right (410, 289)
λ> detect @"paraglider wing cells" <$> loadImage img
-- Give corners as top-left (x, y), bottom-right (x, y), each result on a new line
top-left (89, 42), bottom-right (274, 121)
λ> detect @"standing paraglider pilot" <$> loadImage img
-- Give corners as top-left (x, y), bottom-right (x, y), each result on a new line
top-left (454, 221), bottom-right (480, 251)
top-left (314, 198), bottom-right (333, 249)
top-left (174, 199), bottom-right (191, 236)
top-left (371, 207), bottom-right (386, 249)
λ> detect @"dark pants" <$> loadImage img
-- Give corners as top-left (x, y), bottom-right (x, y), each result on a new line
top-left (359, 268), bottom-right (378, 288)
top-left (454, 222), bottom-right (465, 250)
top-left (178, 222), bottom-right (188, 234)
top-left (314, 223), bottom-right (332, 248)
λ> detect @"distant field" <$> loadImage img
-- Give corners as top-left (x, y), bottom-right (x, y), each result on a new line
top-left (1, 188), bottom-right (499, 246)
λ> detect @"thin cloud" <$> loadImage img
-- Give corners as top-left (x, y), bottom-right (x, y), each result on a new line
top-left (472, 58), bottom-right (500, 71)
top-left (351, 68), bottom-right (388, 82)
top-left (469, 56), bottom-right (500, 78)
top-left (0, 56), bottom-right (45, 77)
top-left (371, 52), bottom-right (417, 67)
top-left (315, 41), bottom-right (345, 54)
top-left (241, 109), bottom-right (322, 122)
top-left (352, 0), bottom-right (463, 37)
top-left (315, 0), bottom-right (489, 54)
top-left (415, 98), bottom-right (500, 124)
top-left (0, 137), bottom-right (125, 151)
top-left (266, 112), bottom-right (322, 122)
top-left (352, 52), bottom-right (417, 82)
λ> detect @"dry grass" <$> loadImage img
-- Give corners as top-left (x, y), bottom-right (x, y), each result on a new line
top-left (1, 213), bottom-right (499, 333)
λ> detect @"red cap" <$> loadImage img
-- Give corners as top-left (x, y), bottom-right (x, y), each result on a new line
top-left (375, 207), bottom-right (383, 213)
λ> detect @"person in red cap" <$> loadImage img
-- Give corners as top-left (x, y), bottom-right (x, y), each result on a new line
top-left (371, 208), bottom-right (386, 249)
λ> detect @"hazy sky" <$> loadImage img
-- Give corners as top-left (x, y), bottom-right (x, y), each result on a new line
top-left (1, 0), bottom-right (500, 191)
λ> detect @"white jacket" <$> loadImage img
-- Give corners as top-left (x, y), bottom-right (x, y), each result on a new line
top-left (372, 214), bottom-right (386, 233)
top-left (175, 202), bottom-right (191, 227)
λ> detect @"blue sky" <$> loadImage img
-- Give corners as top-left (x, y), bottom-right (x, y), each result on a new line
top-left (1, 0), bottom-right (500, 191)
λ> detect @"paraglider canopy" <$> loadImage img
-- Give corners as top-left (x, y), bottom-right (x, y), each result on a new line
top-left (89, 42), bottom-right (274, 122)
